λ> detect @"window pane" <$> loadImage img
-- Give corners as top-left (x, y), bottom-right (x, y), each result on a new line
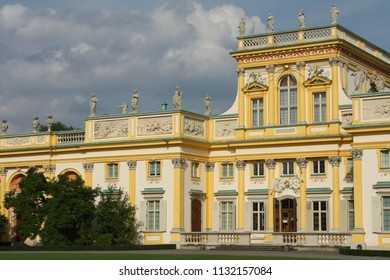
top-left (384, 210), bottom-right (390, 231)
top-left (384, 197), bottom-right (390, 208)
top-left (253, 213), bottom-right (259, 231)
top-left (321, 212), bottom-right (327, 231)
top-left (382, 152), bottom-right (390, 168)
top-left (313, 213), bottom-right (319, 231)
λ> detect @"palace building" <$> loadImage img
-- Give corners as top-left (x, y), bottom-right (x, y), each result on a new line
top-left (1, 14), bottom-right (389, 249)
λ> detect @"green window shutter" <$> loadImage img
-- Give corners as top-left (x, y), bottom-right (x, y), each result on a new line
top-left (244, 202), bottom-right (252, 231)
top-left (372, 196), bottom-right (381, 232)
top-left (160, 200), bottom-right (167, 232)
top-left (212, 202), bottom-right (219, 231)
top-left (340, 200), bottom-right (348, 232)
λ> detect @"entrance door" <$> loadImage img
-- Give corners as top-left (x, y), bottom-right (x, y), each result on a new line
top-left (191, 199), bottom-right (202, 232)
top-left (274, 198), bottom-right (297, 232)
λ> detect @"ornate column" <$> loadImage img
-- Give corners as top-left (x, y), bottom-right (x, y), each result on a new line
top-left (329, 156), bottom-right (341, 231)
top-left (329, 58), bottom-right (341, 121)
top-left (297, 158), bottom-right (308, 231)
top-left (0, 168), bottom-right (7, 215)
top-left (266, 159), bottom-right (277, 232)
top-left (127, 160), bottom-right (137, 206)
top-left (205, 162), bottom-right (215, 231)
top-left (266, 65), bottom-right (276, 125)
top-left (351, 148), bottom-right (365, 247)
top-left (236, 160), bottom-right (246, 231)
top-left (296, 62), bottom-right (306, 124)
top-left (171, 158), bottom-right (186, 242)
top-left (43, 164), bottom-right (56, 180)
top-left (82, 162), bottom-right (94, 188)
top-left (237, 68), bottom-right (246, 137)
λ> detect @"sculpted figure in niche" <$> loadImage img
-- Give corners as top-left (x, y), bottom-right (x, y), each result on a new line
top-left (330, 4), bottom-right (340, 24)
top-left (267, 13), bottom-right (274, 32)
top-left (352, 67), bottom-right (367, 93)
top-left (172, 86), bottom-right (183, 109)
top-left (90, 93), bottom-right (98, 116)
top-left (238, 17), bottom-right (246, 36)
top-left (204, 94), bottom-right (212, 116)
top-left (131, 90), bottom-right (140, 112)
top-left (298, 9), bottom-right (305, 29)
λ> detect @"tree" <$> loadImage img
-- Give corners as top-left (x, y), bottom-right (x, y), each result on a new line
top-left (39, 121), bottom-right (77, 132)
top-left (0, 214), bottom-right (7, 237)
top-left (40, 174), bottom-right (98, 245)
top-left (94, 187), bottom-right (139, 245)
top-left (4, 168), bottom-right (49, 241)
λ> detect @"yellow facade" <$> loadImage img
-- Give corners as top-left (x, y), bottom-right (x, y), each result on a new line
top-left (0, 23), bottom-right (389, 249)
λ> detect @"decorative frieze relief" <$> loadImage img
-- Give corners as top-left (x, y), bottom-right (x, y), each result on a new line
top-left (362, 98), bottom-right (390, 121)
top-left (341, 111), bottom-right (353, 127)
top-left (273, 175), bottom-right (302, 194)
top-left (94, 119), bottom-right (129, 139)
top-left (184, 118), bottom-right (205, 138)
top-left (137, 116), bottom-right (173, 136)
top-left (36, 135), bottom-right (46, 144)
top-left (215, 119), bottom-right (237, 138)
top-left (5, 136), bottom-right (31, 146)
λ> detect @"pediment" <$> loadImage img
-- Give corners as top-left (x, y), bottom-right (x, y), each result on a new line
top-left (304, 75), bottom-right (332, 87)
top-left (243, 82), bottom-right (269, 92)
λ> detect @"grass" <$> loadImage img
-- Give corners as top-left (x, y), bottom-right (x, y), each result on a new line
top-left (0, 252), bottom-right (309, 260)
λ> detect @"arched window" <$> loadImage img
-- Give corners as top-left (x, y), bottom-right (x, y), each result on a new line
top-left (10, 174), bottom-right (25, 192)
top-left (279, 75), bottom-right (298, 125)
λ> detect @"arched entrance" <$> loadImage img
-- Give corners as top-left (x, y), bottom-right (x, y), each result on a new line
top-left (274, 198), bottom-right (297, 232)
top-left (9, 174), bottom-right (26, 242)
top-left (191, 199), bottom-right (202, 232)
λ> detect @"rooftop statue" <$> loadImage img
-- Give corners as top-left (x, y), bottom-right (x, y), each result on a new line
top-left (204, 94), bottom-right (212, 116)
top-left (117, 102), bottom-right (128, 114)
top-left (330, 4), bottom-right (340, 25)
top-left (172, 86), bottom-right (183, 109)
top-left (267, 13), bottom-right (274, 32)
top-left (90, 93), bottom-right (98, 116)
top-left (46, 115), bottom-right (53, 132)
top-left (131, 90), bottom-right (140, 112)
top-left (1, 120), bottom-right (8, 135)
top-left (298, 9), bottom-right (305, 29)
top-left (238, 17), bottom-right (246, 36)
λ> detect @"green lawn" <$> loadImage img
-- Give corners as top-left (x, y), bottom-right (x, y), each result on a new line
top-left (0, 252), bottom-right (310, 260)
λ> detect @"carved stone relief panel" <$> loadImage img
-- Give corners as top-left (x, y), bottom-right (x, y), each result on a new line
top-left (94, 118), bottom-right (129, 139)
top-left (36, 135), bottom-right (46, 144)
top-left (341, 111), bottom-right (353, 127)
top-left (362, 98), bottom-right (390, 121)
top-left (214, 119), bottom-right (237, 139)
top-left (184, 117), bottom-right (205, 138)
top-left (137, 115), bottom-right (173, 136)
top-left (5, 136), bottom-right (31, 146)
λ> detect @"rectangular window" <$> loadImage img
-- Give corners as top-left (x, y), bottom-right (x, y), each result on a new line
top-left (252, 162), bottom-right (265, 177)
top-left (347, 158), bottom-right (353, 175)
top-left (252, 98), bottom-right (264, 127)
top-left (313, 92), bottom-right (327, 122)
top-left (282, 161), bottom-right (294, 176)
top-left (252, 202), bottom-right (265, 231)
top-left (313, 201), bottom-right (327, 231)
top-left (107, 163), bottom-right (118, 179)
top-left (381, 151), bottom-right (390, 168)
top-left (383, 197), bottom-right (390, 231)
top-left (147, 200), bottom-right (160, 231)
top-left (280, 88), bottom-right (298, 125)
top-left (348, 200), bottom-right (355, 231)
top-left (220, 201), bottom-right (234, 231)
top-left (191, 162), bottom-right (200, 178)
top-left (221, 163), bottom-right (233, 178)
top-left (312, 160), bottom-right (326, 175)
top-left (149, 161), bottom-right (161, 177)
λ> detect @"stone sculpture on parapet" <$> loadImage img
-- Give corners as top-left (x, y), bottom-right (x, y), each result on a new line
top-left (172, 86), bottom-right (183, 109)
top-left (32, 116), bottom-right (40, 133)
top-left (1, 120), bottom-right (8, 135)
top-left (117, 102), bottom-right (128, 114)
top-left (238, 17), bottom-right (246, 36)
top-left (298, 9), bottom-right (305, 29)
top-left (330, 4), bottom-right (340, 24)
top-left (46, 115), bottom-right (53, 132)
top-left (90, 93), bottom-right (98, 116)
top-left (204, 94), bottom-right (212, 116)
top-left (132, 90), bottom-right (140, 112)
top-left (267, 13), bottom-right (274, 32)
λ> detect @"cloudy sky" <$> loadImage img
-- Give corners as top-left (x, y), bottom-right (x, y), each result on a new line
top-left (0, 0), bottom-right (389, 133)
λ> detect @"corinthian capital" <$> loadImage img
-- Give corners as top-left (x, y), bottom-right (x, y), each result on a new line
top-left (351, 149), bottom-right (363, 160)
top-left (296, 158), bottom-right (308, 168)
top-left (236, 68), bottom-right (245, 76)
top-left (265, 159), bottom-right (277, 169)
top-left (236, 160), bottom-right (246, 170)
top-left (172, 158), bottom-right (186, 168)
top-left (329, 156), bottom-right (341, 167)
top-left (205, 162), bottom-right (215, 171)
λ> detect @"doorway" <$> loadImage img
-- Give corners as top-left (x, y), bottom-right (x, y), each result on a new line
top-left (274, 198), bottom-right (297, 232)
top-left (191, 199), bottom-right (202, 232)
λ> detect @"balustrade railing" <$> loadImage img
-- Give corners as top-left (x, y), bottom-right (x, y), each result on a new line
top-left (57, 131), bottom-right (85, 144)
top-left (274, 232), bottom-right (351, 247)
